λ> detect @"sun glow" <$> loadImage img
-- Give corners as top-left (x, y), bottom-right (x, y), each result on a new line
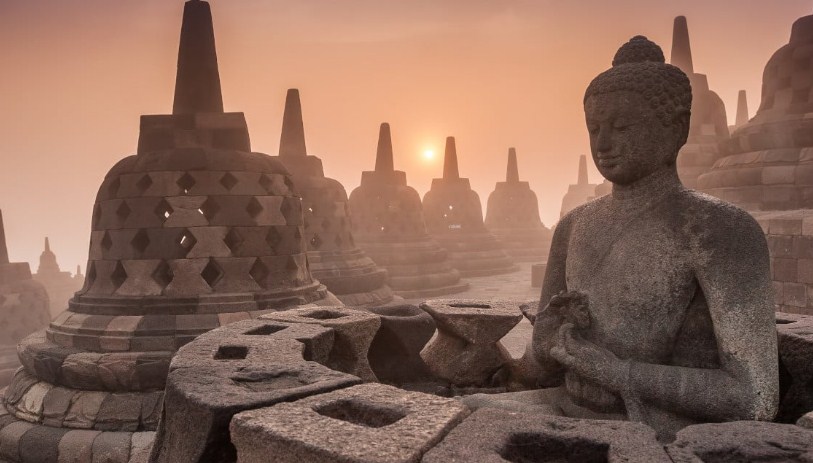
top-left (423, 149), bottom-right (435, 160)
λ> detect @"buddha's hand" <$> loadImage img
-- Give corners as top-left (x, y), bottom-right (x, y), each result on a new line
top-left (547, 291), bottom-right (591, 330)
top-left (550, 323), bottom-right (626, 393)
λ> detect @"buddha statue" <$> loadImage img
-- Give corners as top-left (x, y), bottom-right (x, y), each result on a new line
top-left (466, 36), bottom-right (779, 442)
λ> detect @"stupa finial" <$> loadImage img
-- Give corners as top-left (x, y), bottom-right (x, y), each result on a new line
top-left (172, 0), bottom-right (224, 115)
top-left (443, 137), bottom-right (460, 180)
top-left (375, 123), bottom-right (394, 172)
top-left (44, 237), bottom-right (50, 253)
top-left (506, 148), bottom-right (519, 183)
top-left (0, 210), bottom-right (8, 265)
top-left (279, 89), bottom-right (308, 157)
top-left (670, 16), bottom-right (694, 75)
top-left (736, 90), bottom-right (749, 127)
top-left (577, 154), bottom-right (588, 185)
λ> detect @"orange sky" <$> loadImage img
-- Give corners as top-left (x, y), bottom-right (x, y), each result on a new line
top-left (0, 0), bottom-right (810, 272)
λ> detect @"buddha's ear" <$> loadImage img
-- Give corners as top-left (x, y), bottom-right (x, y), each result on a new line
top-left (674, 107), bottom-right (691, 148)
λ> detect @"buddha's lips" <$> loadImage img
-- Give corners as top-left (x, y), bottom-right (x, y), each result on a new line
top-left (597, 156), bottom-right (620, 166)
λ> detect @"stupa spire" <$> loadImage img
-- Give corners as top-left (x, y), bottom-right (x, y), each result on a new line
top-left (172, 0), bottom-right (224, 115)
top-left (736, 90), bottom-right (749, 126)
top-left (0, 210), bottom-right (8, 265)
top-left (577, 155), bottom-right (588, 185)
top-left (44, 237), bottom-right (50, 253)
top-left (375, 123), bottom-right (394, 172)
top-left (670, 16), bottom-right (694, 75)
top-left (443, 137), bottom-right (460, 180)
top-left (279, 89), bottom-right (308, 157)
top-left (506, 148), bottom-right (519, 183)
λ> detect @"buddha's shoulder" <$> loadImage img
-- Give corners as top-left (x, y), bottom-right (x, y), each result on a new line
top-left (672, 188), bottom-right (764, 236)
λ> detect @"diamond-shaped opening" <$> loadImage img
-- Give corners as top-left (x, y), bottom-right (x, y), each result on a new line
top-left (249, 258), bottom-right (269, 288)
top-left (310, 234), bottom-right (322, 250)
top-left (152, 260), bottom-right (173, 288)
top-left (108, 178), bottom-right (121, 197)
top-left (85, 262), bottom-right (97, 288)
top-left (111, 261), bottom-right (128, 290)
top-left (224, 228), bottom-right (243, 254)
top-left (220, 172), bottom-right (238, 191)
top-left (201, 258), bottom-right (224, 288)
top-left (200, 197), bottom-right (220, 222)
top-left (130, 229), bottom-right (150, 253)
top-left (154, 199), bottom-right (174, 222)
top-left (136, 174), bottom-right (153, 192)
top-left (266, 228), bottom-right (282, 250)
top-left (259, 174), bottom-right (273, 194)
top-left (246, 197), bottom-right (263, 219)
top-left (280, 198), bottom-right (293, 221)
top-left (283, 176), bottom-right (295, 194)
top-left (177, 172), bottom-right (196, 194)
top-left (314, 400), bottom-right (406, 428)
top-left (116, 201), bottom-right (132, 221)
top-left (178, 229), bottom-right (198, 255)
top-left (101, 231), bottom-right (113, 251)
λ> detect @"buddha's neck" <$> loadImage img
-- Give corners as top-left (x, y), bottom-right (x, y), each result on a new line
top-left (611, 167), bottom-right (682, 202)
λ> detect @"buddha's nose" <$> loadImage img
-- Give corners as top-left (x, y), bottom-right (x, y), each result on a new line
top-left (597, 126), bottom-right (612, 153)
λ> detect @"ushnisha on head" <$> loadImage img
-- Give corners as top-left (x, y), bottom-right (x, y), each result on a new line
top-left (584, 36), bottom-right (692, 186)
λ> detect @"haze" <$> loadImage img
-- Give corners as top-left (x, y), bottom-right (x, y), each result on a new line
top-left (0, 0), bottom-right (809, 270)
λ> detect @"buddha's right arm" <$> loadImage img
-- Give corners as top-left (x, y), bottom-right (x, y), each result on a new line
top-left (531, 215), bottom-right (572, 381)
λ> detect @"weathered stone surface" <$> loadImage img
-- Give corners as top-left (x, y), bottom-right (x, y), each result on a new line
top-left (231, 383), bottom-right (469, 463)
top-left (423, 408), bottom-right (670, 463)
top-left (667, 421), bottom-right (813, 462)
top-left (261, 306), bottom-right (381, 381)
top-left (365, 304), bottom-right (435, 383)
top-left (776, 312), bottom-right (813, 422)
top-left (420, 299), bottom-right (521, 386)
top-left (349, 123), bottom-right (469, 298)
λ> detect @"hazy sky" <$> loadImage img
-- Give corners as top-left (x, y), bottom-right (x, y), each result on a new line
top-left (0, 0), bottom-right (810, 271)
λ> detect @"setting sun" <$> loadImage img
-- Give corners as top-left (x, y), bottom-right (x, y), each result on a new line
top-left (423, 149), bottom-right (435, 160)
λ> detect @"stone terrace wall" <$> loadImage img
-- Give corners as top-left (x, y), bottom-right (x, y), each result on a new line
top-left (752, 209), bottom-right (813, 315)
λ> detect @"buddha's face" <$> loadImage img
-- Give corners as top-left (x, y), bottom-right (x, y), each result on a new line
top-left (584, 91), bottom-right (680, 185)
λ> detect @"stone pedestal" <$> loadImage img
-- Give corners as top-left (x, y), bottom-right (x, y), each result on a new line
top-left (273, 90), bottom-right (394, 307)
top-left (366, 304), bottom-right (435, 383)
top-left (349, 124), bottom-right (469, 298)
top-left (419, 299), bottom-right (521, 386)
top-left (422, 138), bottom-right (517, 277)
top-left (485, 148), bottom-right (553, 262)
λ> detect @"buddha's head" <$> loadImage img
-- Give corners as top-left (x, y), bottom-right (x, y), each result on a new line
top-left (584, 36), bottom-right (692, 185)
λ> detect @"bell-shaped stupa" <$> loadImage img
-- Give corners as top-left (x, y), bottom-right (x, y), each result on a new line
top-left (1, 2), bottom-right (336, 459)
top-left (273, 89), bottom-right (394, 307)
top-left (484, 148), bottom-right (553, 262)
top-left (348, 124), bottom-right (469, 298)
top-left (559, 155), bottom-right (598, 217)
top-left (0, 210), bottom-right (50, 388)
top-left (32, 237), bottom-right (84, 318)
top-left (699, 14), bottom-right (813, 210)
top-left (422, 137), bottom-right (517, 277)
top-left (671, 16), bottom-right (730, 189)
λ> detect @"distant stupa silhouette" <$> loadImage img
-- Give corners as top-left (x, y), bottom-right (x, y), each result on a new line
top-left (349, 123), bottom-right (469, 297)
top-left (485, 148), bottom-right (553, 262)
top-left (2, 2), bottom-right (336, 460)
top-left (559, 155), bottom-right (598, 217)
top-left (422, 137), bottom-right (517, 277)
top-left (273, 89), bottom-right (394, 306)
top-left (32, 237), bottom-right (84, 318)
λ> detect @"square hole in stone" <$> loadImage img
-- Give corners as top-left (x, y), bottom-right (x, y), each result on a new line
top-left (314, 399), bottom-right (406, 428)
top-left (244, 324), bottom-right (288, 336)
top-left (304, 310), bottom-right (348, 320)
top-left (499, 433), bottom-right (609, 463)
top-left (214, 345), bottom-right (249, 360)
top-left (449, 303), bottom-right (492, 309)
top-left (231, 370), bottom-right (309, 392)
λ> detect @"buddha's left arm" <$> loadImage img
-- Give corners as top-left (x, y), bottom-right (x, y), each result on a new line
top-left (627, 209), bottom-right (778, 422)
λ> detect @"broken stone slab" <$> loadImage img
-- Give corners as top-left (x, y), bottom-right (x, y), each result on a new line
top-left (798, 411), bottom-right (813, 429)
top-left (776, 312), bottom-right (813, 422)
top-left (419, 299), bottom-right (522, 386)
top-left (169, 319), bottom-right (335, 371)
top-left (422, 407), bottom-right (670, 463)
top-left (365, 304), bottom-right (435, 383)
top-left (666, 421), bottom-right (813, 462)
top-left (149, 362), bottom-right (360, 463)
top-left (261, 306), bottom-right (381, 381)
top-left (230, 382), bottom-right (469, 463)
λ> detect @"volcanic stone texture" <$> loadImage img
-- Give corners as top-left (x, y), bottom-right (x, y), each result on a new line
top-left (699, 14), bottom-right (813, 211)
top-left (776, 312), bottom-right (813, 423)
top-left (423, 138), bottom-right (517, 277)
top-left (422, 408), bottom-right (670, 463)
top-left (230, 383), bottom-right (469, 463)
top-left (274, 90), bottom-right (394, 307)
top-left (666, 421), bottom-right (813, 462)
top-left (261, 306), bottom-right (381, 382)
top-left (349, 123), bottom-right (469, 298)
top-left (484, 148), bottom-right (553, 263)
top-left (365, 304), bottom-right (435, 384)
top-left (419, 299), bottom-right (521, 386)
